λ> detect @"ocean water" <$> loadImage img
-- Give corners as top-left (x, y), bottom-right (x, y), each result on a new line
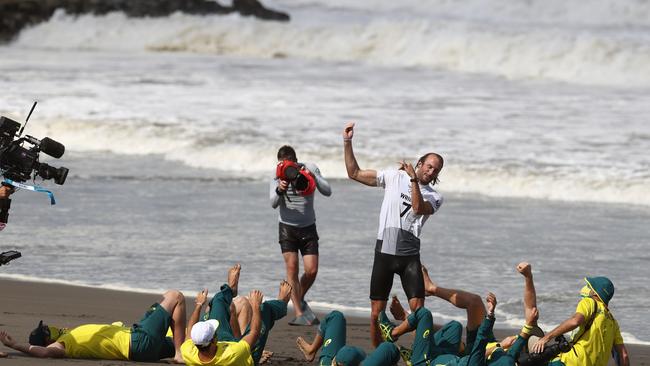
top-left (1, 0), bottom-right (650, 344)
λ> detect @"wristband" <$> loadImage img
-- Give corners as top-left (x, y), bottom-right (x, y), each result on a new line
top-left (410, 178), bottom-right (418, 183)
top-left (521, 324), bottom-right (534, 335)
top-left (343, 138), bottom-right (352, 142)
top-left (275, 187), bottom-right (283, 196)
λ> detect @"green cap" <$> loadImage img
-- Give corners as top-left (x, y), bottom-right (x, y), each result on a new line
top-left (585, 276), bottom-right (615, 306)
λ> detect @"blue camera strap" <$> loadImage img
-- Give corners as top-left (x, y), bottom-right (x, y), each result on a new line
top-left (2, 178), bottom-right (56, 205)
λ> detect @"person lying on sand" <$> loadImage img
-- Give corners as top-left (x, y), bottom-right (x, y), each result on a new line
top-left (297, 310), bottom-right (400, 366)
top-left (0, 289), bottom-right (188, 363)
top-left (380, 292), bottom-right (538, 366)
top-left (390, 262), bottom-right (544, 361)
top-left (181, 263), bottom-right (292, 366)
top-left (530, 275), bottom-right (630, 366)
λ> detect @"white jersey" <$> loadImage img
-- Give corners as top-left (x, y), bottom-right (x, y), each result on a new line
top-left (375, 169), bottom-right (443, 256)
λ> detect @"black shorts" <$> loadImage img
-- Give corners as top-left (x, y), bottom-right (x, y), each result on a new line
top-left (370, 250), bottom-right (424, 301)
top-left (278, 222), bottom-right (319, 256)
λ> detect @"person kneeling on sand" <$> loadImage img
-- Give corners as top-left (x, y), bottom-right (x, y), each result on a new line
top-left (297, 310), bottom-right (400, 366)
top-left (0, 289), bottom-right (188, 363)
top-left (182, 263), bottom-right (292, 366)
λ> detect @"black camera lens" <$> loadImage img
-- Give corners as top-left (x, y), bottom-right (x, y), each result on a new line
top-left (295, 173), bottom-right (309, 190)
top-left (283, 165), bottom-right (300, 181)
top-left (37, 163), bottom-right (68, 185)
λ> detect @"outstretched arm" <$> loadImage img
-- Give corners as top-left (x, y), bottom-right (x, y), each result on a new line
top-left (343, 122), bottom-right (377, 186)
top-left (241, 290), bottom-right (264, 348)
top-left (0, 331), bottom-right (65, 358)
top-left (186, 289), bottom-right (208, 339)
top-left (531, 313), bottom-right (585, 353)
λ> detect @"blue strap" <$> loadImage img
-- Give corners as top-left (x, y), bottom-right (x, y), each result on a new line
top-left (3, 178), bottom-right (56, 205)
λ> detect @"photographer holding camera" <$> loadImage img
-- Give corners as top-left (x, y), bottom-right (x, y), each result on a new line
top-left (270, 145), bottom-right (331, 326)
top-left (1, 106), bottom-right (68, 267)
top-left (0, 185), bottom-right (14, 228)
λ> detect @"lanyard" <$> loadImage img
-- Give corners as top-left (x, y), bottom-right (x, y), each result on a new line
top-left (2, 178), bottom-right (57, 205)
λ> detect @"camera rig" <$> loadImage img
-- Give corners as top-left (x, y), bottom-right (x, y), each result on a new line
top-left (276, 160), bottom-right (316, 198)
top-left (0, 102), bottom-right (68, 225)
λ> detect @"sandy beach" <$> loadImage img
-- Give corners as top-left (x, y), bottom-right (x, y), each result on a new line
top-left (1, 278), bottom-right (647, 365)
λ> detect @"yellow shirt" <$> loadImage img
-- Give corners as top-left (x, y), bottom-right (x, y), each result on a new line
top-left (181, 339), bottom-right (254, 366)
top-left (559, 298), bottom-right (624, 366)
top-left (57, 324), bottom-right (131, 360)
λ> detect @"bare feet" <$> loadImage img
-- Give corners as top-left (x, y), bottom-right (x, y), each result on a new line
top-left (0, 351), bottom-right (7, 358)
top-left (516, 262), bottom-right (532, 278)
top-left (486, 292), bottom-right (497, 315)
top-left (228, 263), bottom-right (242, 297)
top-left (389, 296), bottom-right (407, 321)
top-left (278, 280), bottom-right (292, 303)
top-left (260, 350), bottom-right (274, 364)
top-left (296, 337), bottom-right (316, 362)
top-left (421, 265), bottom-right (437, 296)
top-left (169, 354), bottom-right (185, 364)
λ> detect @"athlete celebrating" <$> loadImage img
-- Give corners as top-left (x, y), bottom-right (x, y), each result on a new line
top-left (342, 122), bottom-right (444, 347)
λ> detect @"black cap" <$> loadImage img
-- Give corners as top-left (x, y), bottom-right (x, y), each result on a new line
top-left (28, 320), bottom-right (49, 346)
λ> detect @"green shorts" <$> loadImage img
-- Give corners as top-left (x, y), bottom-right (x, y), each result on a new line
top-left (130, 303), bottom-right (175, 362)
top-left (464, 326), bottom-right (496, 356)
top-left (433, 320), bottom-right (463, 357)
top-left (318, 311), bottom-right (347, 365)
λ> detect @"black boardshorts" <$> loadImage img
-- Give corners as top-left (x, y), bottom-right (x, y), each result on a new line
top-left (278, 222), bottom-right (319, 256)
top-left (370, 250), bottom-right (424, 301)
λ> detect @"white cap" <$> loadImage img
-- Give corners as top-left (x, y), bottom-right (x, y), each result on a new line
top-left (190, 319), bottom-right (219, 347)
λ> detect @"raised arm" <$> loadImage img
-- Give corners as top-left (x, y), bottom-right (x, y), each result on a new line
top-left (0, 331), bottom-right (65, 358)
top-left (343, 122), bottom-right (377, 186)
top-left (241, 290), bottom-right (264, 348)
top-left (186, 289), bottom-right (208, 339)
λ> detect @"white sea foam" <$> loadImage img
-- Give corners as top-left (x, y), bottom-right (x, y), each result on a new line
top-left (11, 6), bottom-right (650, 87)
top-left (11, 116), bottom-right (647, 207)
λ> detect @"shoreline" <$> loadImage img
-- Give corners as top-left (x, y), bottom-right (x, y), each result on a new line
top-left (1, 278), bottom-right (648, 365)
top-left (2, 274), bottom-right (650, 346)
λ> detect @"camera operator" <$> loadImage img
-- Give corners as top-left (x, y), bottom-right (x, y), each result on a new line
top-left (0, 185), bottom-right (15, 230)
top-left (270, 145), bottom-right (331, 326)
